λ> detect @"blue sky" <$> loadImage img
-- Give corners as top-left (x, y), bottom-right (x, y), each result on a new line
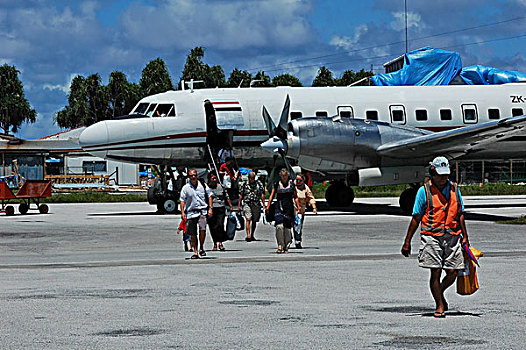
top-left (1, 0), bottom-right (525, 139)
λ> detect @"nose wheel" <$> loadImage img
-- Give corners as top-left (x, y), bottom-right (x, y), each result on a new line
top-left (325, 182), bottom-right (355, 207)
top-left (157, 197), bottom-right (179, 214)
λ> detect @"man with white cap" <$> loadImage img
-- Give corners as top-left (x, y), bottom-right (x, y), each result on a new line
top-left (401, 156), bottom-right (470, 318)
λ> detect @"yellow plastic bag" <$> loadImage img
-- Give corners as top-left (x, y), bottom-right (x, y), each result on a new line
top-left (457, 245), bottom-right (483, 295)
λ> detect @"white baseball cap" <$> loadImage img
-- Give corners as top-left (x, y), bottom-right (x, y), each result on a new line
top-left (430, 156), bottom-right (450, 175)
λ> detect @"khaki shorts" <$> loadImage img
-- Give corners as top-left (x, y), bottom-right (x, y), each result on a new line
top-left (243, 203), bottom-right (261, 222)
top-left (187, 215), bottom-right (207, 236)
top-left (418, 233), bottom-right (464, 269)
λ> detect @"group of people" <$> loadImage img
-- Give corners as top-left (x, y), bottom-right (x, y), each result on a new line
top-left (179, 153), bottom-right (473, 317)
top-left (178, 165), bottom-right (317, 259)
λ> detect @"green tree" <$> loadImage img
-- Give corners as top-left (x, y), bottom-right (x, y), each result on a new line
top-left (272, 73), bottom-right (303, 87)
top-left (312, 66), bottom-right (335, 87)
top-left (252, 71), bottom-right (272, 87)
top-left (207, 65), bottom-right (226, 88)
top-left (0, 64), bottom-right (37, 135)
top-left (107, 71), bottom-right (140, 117)
top-left (140, 58), bottom-right (174, 96)
top-left (338, 70), bottom-right (357, 86)
top-left (180, 47), bottom-right (226, 89)
top-left (84, 73), bottom-right (108, 125)
top-left (126, 82), bottom-right (141, 114)
top-left (55, 75), bottom-right (88, 129)
top-left (55, 74), bottom-right (110, 128)
top-left (227, 68), bottom-right (252, 88)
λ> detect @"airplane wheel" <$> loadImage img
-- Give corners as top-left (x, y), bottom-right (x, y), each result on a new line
top-left (5, 205), bottom-right (15, 216)
top-left (38, 204), bottom-right (49, 214)
top-left (325, 184), bottom-right (338, 207)
top-left (19, 203), bottom-right (29, 215)
top-left (147, 178), bottom-right (162, 205)
top-left (157, 197), bottom-right (179, 214)
top-left (326, 183), bottom-right (354, 207)
top-left (399, 188), bottom-right (418, 215)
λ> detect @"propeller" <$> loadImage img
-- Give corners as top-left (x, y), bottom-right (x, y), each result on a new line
top-left (261, 95), bottom-right (296, 180)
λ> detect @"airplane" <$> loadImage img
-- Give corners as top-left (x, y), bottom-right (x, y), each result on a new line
top-left (78, 82), bottom-right (526, 213)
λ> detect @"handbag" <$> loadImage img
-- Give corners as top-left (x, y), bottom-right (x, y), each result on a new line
top-left (225, 213), bottom-right (237, 240)
top-left (265, 202), bottom-right (276, 223)
top-left (235, 211), bottom-right (245, 231)
top-left (457, 245), bottom-right (483, 295)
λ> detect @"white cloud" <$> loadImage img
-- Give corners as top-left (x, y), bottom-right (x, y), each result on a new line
top-left (120, 0), bottom-right (315, 50)
top-left (390, 11), bottom-right (423, 31)
top-left (43, 73), bottom-right (82, 94)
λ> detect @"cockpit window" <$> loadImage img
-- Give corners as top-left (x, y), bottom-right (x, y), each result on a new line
top-left (134, 103), bottom-right (149, 115)
top-left (145, 104), bottom-right (157, 117)
top-left (154, 104), bottom-right (176, 117)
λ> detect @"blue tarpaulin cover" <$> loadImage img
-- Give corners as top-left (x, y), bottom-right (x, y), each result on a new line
top-left (370, 47), bottom-right (462, 86)
top-left (460, 65), bottom-right (526, 85)
top-left (371, 46), bottom-right (526, 86)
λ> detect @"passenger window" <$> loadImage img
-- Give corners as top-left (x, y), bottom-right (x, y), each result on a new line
top-left (488, 109), bottom-right (500, 120)
top-left (146, 104), bottom-right (157, 117)
top-left (389, 105), bottom-right (406, 124)
top-left (415, 109), bottom-right (428, 121)
top-left (366, 110), bottom-right (378, 120)
top-left (337, 106), bottom-right (354, 118)
top-left (512, 108), bottom-right (524, 117)
top-left (316, 111), bottom-right (328, 117)
top-left (290, 111), bottom-right (302, 120)
top-left (462, 104), bottom-right (478, 124)
top-left (134, 103), bottom-right (150, 115)
top-left (440, 109), bottom-right (452, 121)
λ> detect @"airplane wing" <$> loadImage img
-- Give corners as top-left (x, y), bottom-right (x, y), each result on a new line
top-left (376, 115), bottom-right (526, 159)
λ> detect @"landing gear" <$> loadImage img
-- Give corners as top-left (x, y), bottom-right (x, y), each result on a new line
top-left (325, 181), bottom-right (355, 207)
top-left (156, 196), bottom-right (178, 214)
top-left (147, 166), bottom-right (181, 214)
top-left (399, 186), bottom-right (418, 215)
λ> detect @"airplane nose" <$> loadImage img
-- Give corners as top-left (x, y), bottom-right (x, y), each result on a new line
top-left (261, 136), bottom-right (288, 154)
top-left (79, 121), bottom-right (109, 158)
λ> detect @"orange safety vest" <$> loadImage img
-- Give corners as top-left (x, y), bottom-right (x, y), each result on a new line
top-left (420, 181), bottom-right (463, 236)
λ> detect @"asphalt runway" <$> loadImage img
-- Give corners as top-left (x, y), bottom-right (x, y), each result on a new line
top-left (1, 196), bottom-right (526, 349)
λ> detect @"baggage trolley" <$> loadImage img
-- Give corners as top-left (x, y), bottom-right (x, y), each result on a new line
top-left (15, 180), bottom-right (52, 214)
top-left (0, 180), bottom-right (16, 216)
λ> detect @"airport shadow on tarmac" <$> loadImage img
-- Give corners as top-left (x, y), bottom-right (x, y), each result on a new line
top-left (316, 202), bottom-right (515, 222)
top-left (366, 305), bottom-right (482, 317)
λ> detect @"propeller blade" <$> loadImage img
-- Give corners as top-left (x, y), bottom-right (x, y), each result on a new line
top-left (278, 148), bottom-right (295, 179)
top-left (262, 106), bottom-right (276, 136)
top-left (274, 95), bottom-right (290, 140)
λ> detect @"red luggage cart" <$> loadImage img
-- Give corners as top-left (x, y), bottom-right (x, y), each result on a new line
top-left (0, 181), bottom-right (16, 216)
top-left (15, 180), bottom-right (52, 214)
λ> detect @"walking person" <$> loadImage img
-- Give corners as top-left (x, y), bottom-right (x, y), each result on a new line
top-left (293, 173), bottom-right (317, 249)
top-left (238, 171), bottom-right (266, 242)
top-left (180, 169), bottom-right (213, 259)
top-left (207, 172), bottom-right (233, 251)
top-left (401, 157), bottom-right (470, 318)
top-left (266, 169), bottom-right (296, 253)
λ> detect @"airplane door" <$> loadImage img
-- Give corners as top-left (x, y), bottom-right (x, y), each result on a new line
top-left (204, 99), bottom-right (245, 151)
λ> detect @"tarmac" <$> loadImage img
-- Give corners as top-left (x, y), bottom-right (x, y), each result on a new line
top-left (1, 195), bottom-right (526, 349)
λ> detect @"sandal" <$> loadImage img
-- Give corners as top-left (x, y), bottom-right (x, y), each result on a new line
top-left (199, 249), bottom-right (206, 257)
top-left (212, 246), bottom-right (218, 251)
top-left (276, 246), bottom-right (283, 254)
top-left (190, 254), bottom-right (199, 259)
top-left (218, 243), bottom-right (226, 251)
